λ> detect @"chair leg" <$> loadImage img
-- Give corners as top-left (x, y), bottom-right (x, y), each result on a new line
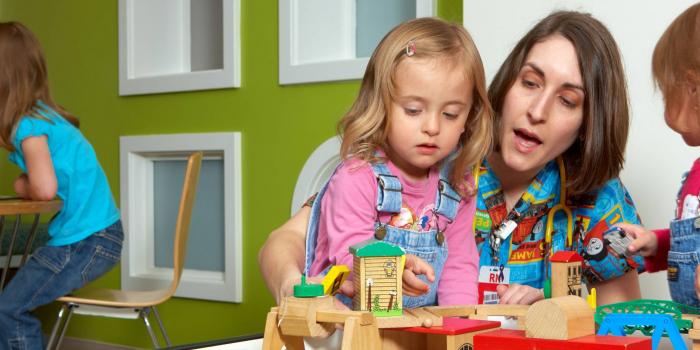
top-left (47, 303), bottom-right (76, 350)
top-left (141, 307), bottom-right (162, 349)
top-left (151, 306), bottom-right (171, 347)
top-left (46, 303), bottom-right (68, 350)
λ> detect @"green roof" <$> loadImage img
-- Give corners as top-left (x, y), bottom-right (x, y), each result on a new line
top-left (349, 239), bottom-right (405, 257)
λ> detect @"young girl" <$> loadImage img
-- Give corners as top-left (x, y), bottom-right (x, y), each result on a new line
top-left (304, 17), bottom-right (493, 307)
top-left (621, 3), bottom-right (700, 308)
top-left (0, 22), bottom-right (122, 348)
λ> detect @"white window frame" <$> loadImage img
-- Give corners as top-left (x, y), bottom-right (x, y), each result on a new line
top-left (119, 0), bottom-right (241, 95)
top-left (279, 0), bottom-right (435, 85)
top-left (120, 132), bottom-right (242, 303)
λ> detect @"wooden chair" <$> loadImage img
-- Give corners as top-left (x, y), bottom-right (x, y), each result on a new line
top-left (46, 151), bottom-right (203, 349)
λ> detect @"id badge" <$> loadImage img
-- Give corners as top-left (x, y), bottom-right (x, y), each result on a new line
top-left (478, 265), bottom-right (510, 304)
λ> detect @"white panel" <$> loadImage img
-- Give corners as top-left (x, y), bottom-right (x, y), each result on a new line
top-left (120, 132), bottom-right (242, 303)
top-left (294, 0), bottom-right (355, 64)
top-left (279, 0), bottom-right (435, 85)
top-left (464, 0), bottom-right (698, 301)
top-left (119, 0), bottom-right (240, 95)
top-left (131, 0), bottom-right (189, 77)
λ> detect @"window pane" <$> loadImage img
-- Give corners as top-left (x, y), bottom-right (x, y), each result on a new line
top-left (356, 0), bottom-right (415, 57)
top-left (153, 159), bottom-right (225, 271)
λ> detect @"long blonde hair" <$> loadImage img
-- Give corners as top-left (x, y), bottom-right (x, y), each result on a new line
top-left (0, 22), bottom-right (79, 152)
top-left (338, 17), bottom-right (493, 195)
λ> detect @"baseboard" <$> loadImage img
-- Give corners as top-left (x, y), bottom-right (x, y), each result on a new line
top-left (55, 336), bottom-right (140, 350)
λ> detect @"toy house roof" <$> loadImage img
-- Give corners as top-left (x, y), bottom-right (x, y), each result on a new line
top-left (550, 250), bottom-right (583, 262)
top-left (349, 238), bottom-right (405, 257)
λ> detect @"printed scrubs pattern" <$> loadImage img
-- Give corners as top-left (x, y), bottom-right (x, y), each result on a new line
top-left (474, 159), bottom-right (645, 288)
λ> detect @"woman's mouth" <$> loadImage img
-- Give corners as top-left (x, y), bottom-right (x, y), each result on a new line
top-left (513, 129), bottom-right (542, 153)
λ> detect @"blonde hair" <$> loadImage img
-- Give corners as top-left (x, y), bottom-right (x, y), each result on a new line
top-left (338, 17), bottom-right (493, 195)
top-left (0, 22), bottom-right (79, 152)
top-left (652, 3), bottom-right (700, 108)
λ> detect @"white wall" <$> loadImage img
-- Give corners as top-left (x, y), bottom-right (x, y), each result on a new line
top-left (464, 0), bottom-right (698, 300)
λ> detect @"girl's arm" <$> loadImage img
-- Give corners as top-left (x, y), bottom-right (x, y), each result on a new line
top-left (17, 136), bottom-right (57, 200)
top-left (258, 206), bottom-right (311, 304)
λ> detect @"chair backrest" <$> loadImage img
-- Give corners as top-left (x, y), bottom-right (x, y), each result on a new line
top-left (164, 152), bottom-right (202, 298)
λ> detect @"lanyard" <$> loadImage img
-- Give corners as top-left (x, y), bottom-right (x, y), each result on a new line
top-left (474, 157), bottom-right (573, 267)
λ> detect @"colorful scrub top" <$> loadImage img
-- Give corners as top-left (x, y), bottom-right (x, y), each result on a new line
top-left (474, 159), bottom-right (645, 288)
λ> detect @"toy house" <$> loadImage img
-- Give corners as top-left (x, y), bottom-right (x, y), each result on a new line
top-left (349, 239), bottom-right (405, 317)
top-left (550, 251), bottom-right (583, 298)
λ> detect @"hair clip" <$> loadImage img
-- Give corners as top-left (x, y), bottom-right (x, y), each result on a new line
top-left (405, 40), bottom-right (416, 57)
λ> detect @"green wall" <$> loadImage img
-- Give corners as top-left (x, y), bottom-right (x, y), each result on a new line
top-left (0, 0), bottom-right (461, 348)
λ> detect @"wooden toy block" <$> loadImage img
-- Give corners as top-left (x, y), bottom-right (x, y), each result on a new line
top-left (375, 307), bottom-right (443, 328)
top-left (474, 304), bottom-right (529, 317)
top-left (423, 305), bottom-right (476, 318)
top-left (350, 239), bottom-right (405, 317)
top-left (525, 295), bottom-right (594, 340)
top-left (382, 317), bottom-right (500, 350)
top-left (316, 309), bottom-right (374, 325)
top-left (550, 251), bottom-right (583, 298)
top-left (278, 296), bottom-right (335, 338)
top-left (694, 317), bottom-right (700, 329)
top-left (689, 328), bottom-right (700, 340)
top-left (341, 316), bottom-right (381, 350)
top-left (474, 329), bottom-right (652, 350)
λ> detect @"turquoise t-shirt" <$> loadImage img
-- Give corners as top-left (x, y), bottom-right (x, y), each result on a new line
top-left (9, 101), bottom-right (119, 246)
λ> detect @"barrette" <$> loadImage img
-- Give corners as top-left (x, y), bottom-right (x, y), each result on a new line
top-left (405, 40), bottom-right (416, 57)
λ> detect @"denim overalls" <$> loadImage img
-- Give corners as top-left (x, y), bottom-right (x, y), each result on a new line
top-left (668, 172), bottom-right (700, 307)
top-left (304, 160), bottom-right (461, 308)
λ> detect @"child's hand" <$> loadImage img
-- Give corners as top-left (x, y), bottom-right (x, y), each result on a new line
top-left (496, 283), bottom-right (544, 305)
top-left (402, 254), bottom-right (435, 296)
top-left (616, 223), bottom-right (658, 257)
top-left (13, 174), bottom-right (29, 198)
top-left (279, 274), bottom-right (354, 310)
top-left (695, 265), bottom-right (700, 302)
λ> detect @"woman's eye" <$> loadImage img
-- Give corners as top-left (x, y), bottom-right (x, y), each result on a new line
top-left (559, 96), bottom-right (576, 109)
top-left (404, 108), bottom-right (421, 116)
top-left (522, 79), bottom-right (538, 88)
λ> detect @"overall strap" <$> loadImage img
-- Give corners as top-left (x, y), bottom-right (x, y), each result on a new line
top-left (434, 161), bottom-right (461, 221)
top-left (303, 164), bottom-right (342, 274)
top-left (371, 161), bottom-right (402, 214)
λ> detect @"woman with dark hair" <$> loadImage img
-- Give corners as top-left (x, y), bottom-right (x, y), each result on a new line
top-left (259, 11), bottom-right (644, 306)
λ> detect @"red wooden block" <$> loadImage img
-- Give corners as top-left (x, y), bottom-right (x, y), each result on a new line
top-left (400, 318), bottom-right (501, 335)
top-left (473, 329), bottom-right (651, 350)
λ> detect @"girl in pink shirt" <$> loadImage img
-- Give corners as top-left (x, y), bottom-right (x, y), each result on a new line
top-left (620, 3), bottom-right (700, 307)
top-left (304, 17), bottom-right (494, 307)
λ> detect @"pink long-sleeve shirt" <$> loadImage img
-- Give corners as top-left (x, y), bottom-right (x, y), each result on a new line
top-left (309, 158), bottom-right (478, 305)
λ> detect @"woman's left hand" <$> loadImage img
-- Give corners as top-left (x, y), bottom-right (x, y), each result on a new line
top-left (496, 283), bottom-right (544, 305)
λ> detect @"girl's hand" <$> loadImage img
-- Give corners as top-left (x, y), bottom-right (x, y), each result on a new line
top-left (695, 265), bottom-right (700, 302)
top-left (496, 283), bottom-right (544, 305)
top-left (616, 223), bottom-right (658, 257)
top-left (13, 174), bottom-right (29, 198)
top-left (278, 274), bottom-right (354, 310)
top-left (402, 254), bottom-right (435, 296)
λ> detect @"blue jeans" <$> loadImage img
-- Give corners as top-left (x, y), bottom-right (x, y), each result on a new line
top-left (0, 220), bottom-right (123, 350)
top-left (668, 216), bottom-right (700, 308)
